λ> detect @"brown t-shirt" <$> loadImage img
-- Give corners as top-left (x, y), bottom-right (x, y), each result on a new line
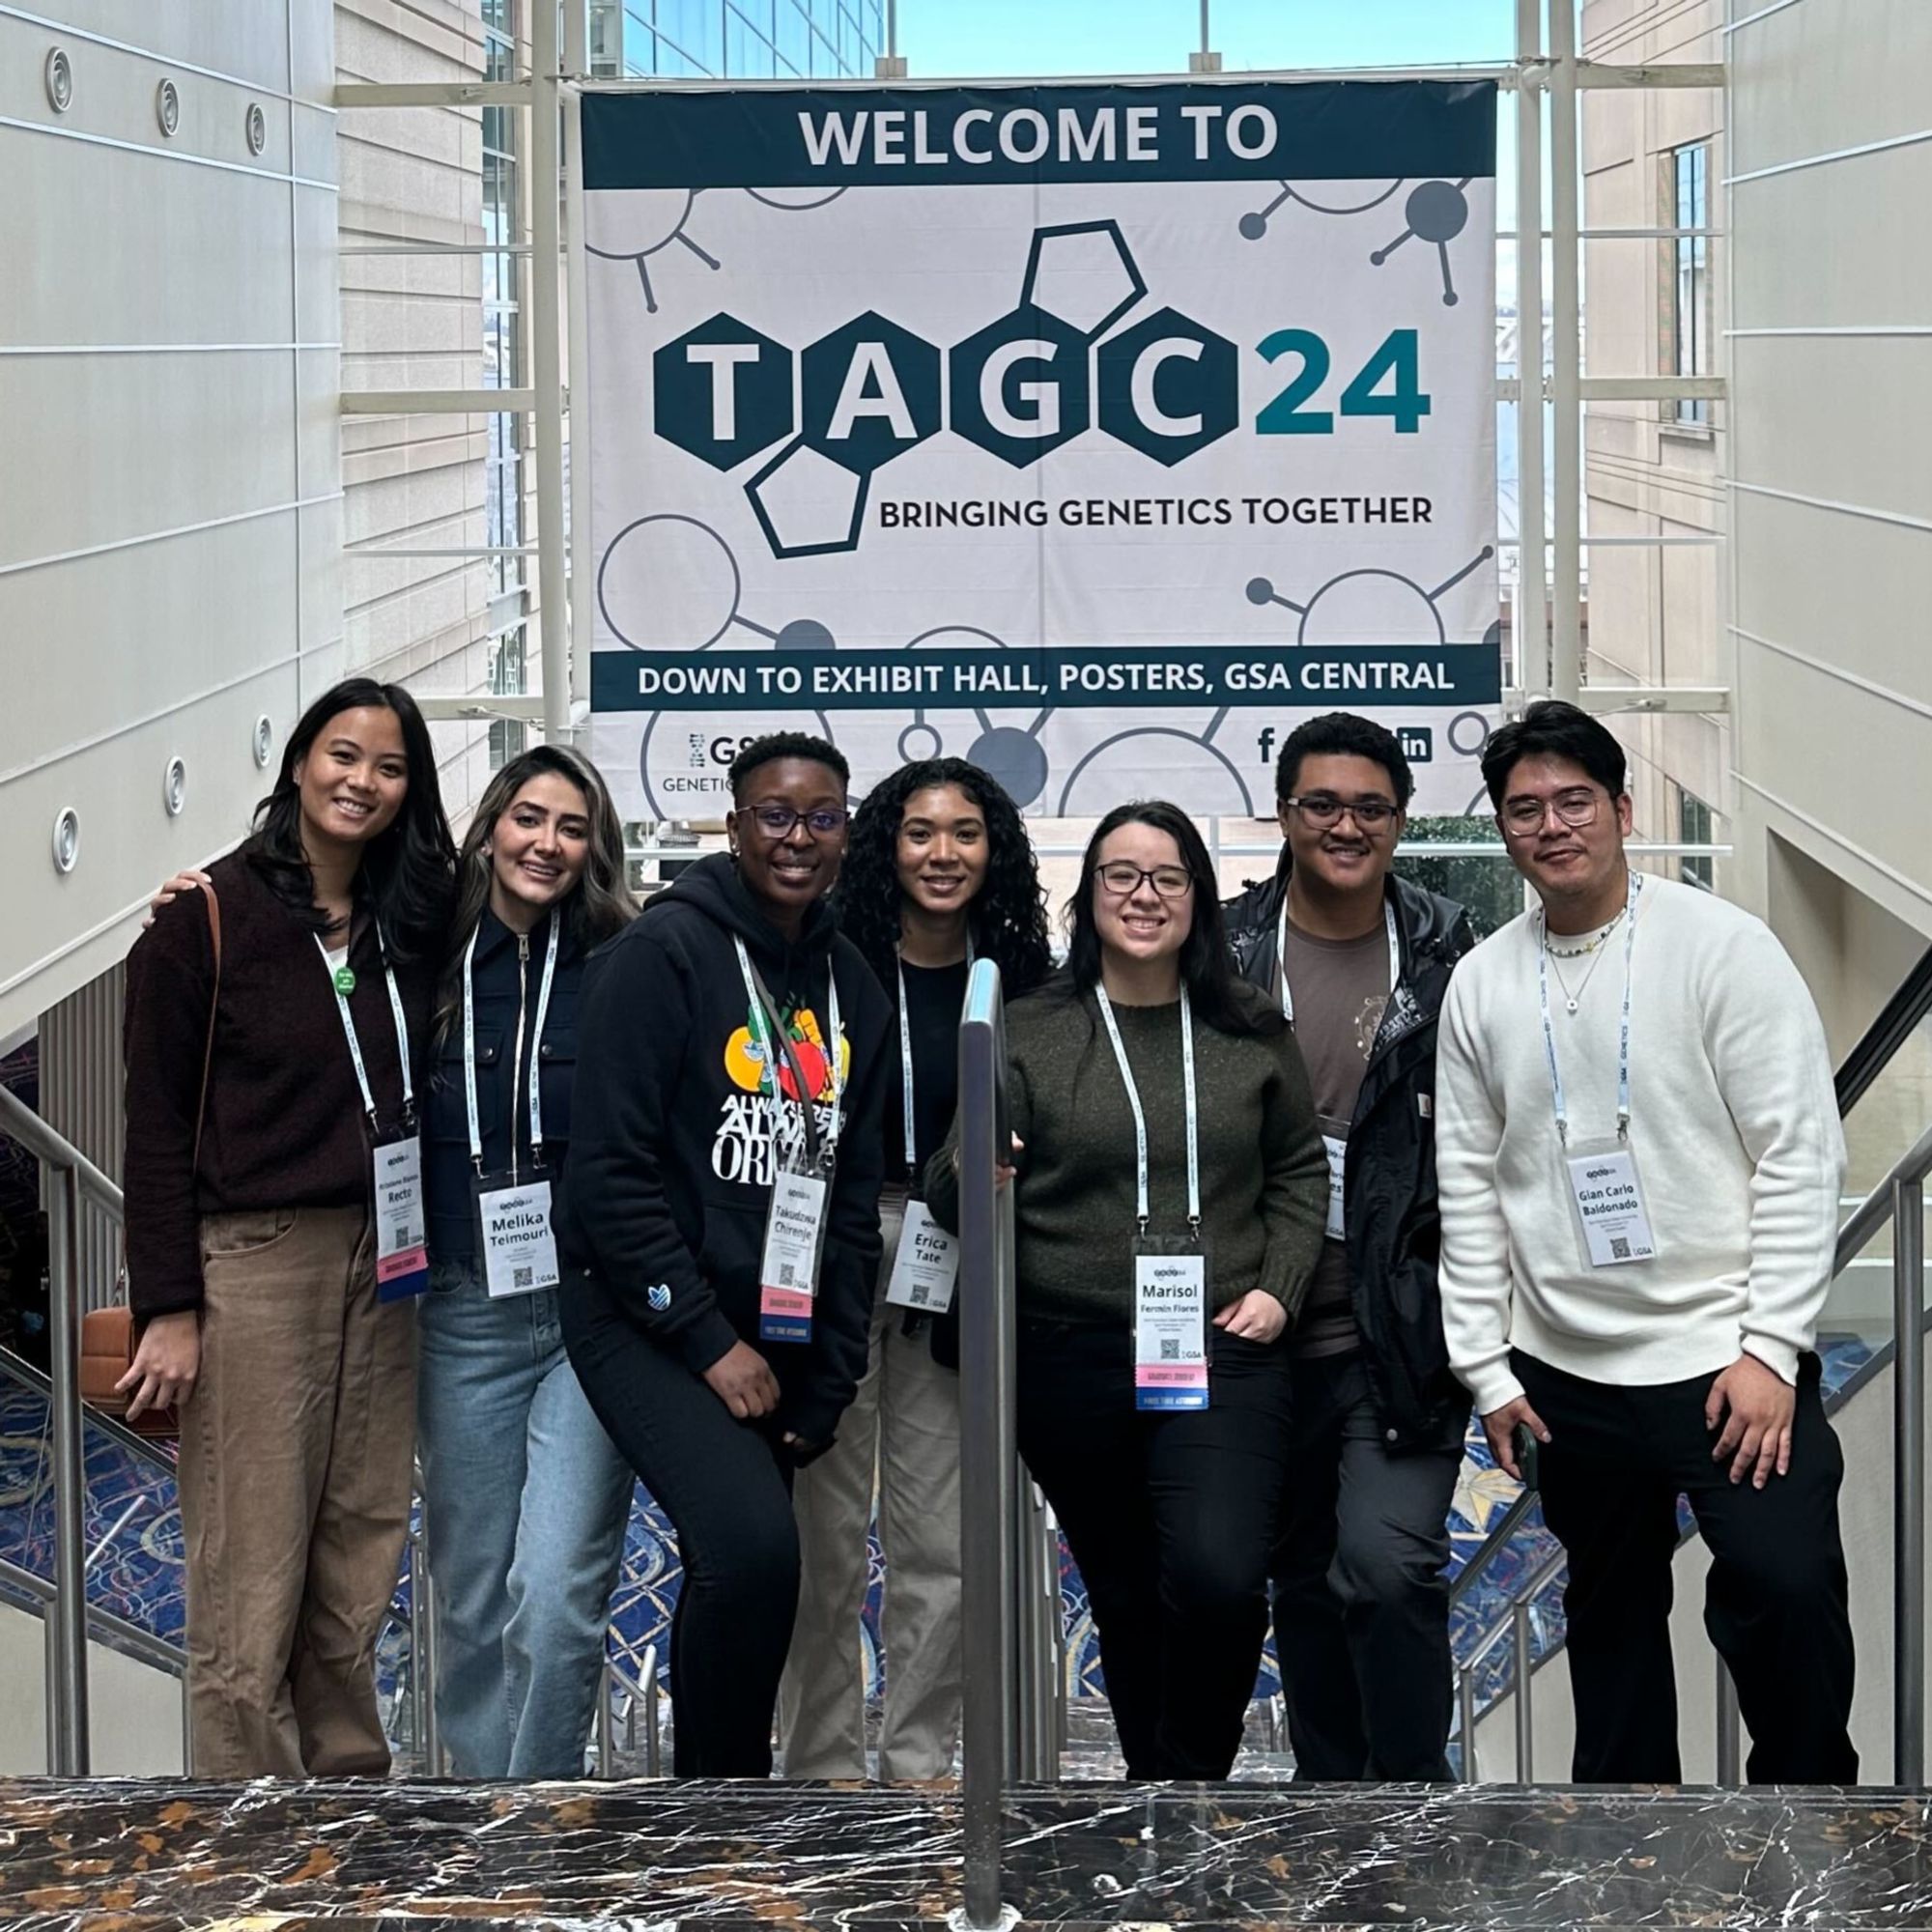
top-left (1275, 916), bottom-right (1392, 1357)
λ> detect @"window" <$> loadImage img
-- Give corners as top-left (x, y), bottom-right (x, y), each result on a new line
top-left (488, 629), bottom-right (528, 768)
top-left (1668, 144), bottom-right (1710, 428)
top-left (482, 10), bottom-right (525, 602)
top-left (1678, 786), bottom-right (1714, 892)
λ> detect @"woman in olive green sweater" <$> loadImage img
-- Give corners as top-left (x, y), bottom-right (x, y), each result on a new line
top-left (929, 800), bottom-right (1327, 1779)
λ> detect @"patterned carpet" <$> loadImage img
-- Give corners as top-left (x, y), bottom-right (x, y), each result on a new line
top-left (0, 1332), bottom-right (1882, 1753)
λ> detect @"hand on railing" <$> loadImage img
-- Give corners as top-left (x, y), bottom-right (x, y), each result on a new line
top-left (1479, 1395), bottom-right (1550, 1483)
top-left (1705, 1354), bottom-right (1795, 1488)
top-left (117, 1311), bottom-right (199, 1420)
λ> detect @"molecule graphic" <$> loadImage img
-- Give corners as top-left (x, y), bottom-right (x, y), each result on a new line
top-left (587, 185), bottom-right (847, 314)
top-left (1245, 546), bottom-right (1498, 643)
top-left (1238, 177), bottom-right (1475, 306)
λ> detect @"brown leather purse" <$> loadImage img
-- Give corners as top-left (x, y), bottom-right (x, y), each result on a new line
top-left (84, 882), bottom-right (222, 1440)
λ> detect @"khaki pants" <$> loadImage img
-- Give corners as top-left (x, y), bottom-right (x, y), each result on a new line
top-left (781, 1192), bottom-right (963, 1780)
top-left (178, 1204), bottom-right (416, 1777)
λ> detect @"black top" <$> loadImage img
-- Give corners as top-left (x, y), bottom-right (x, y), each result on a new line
top-left (883, 955), bottom-right (970, 1187)
top-left (422, 906), bottom-right (582, 1264)
top-left (123, 852), bottom-right (435, 1319)
top-left (554, 851), bottom-right (891, 1454)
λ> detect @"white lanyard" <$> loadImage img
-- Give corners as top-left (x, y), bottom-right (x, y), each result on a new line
top-left (461, 913), bottom-right (561, 1171)
top-left (1277, 895), bottom-right (1401, 1024)
top-left (1537, 870), bottom-right (1644, 1148)
top-left (894, 940), bottom-right (973, 1171)
top-left (315, 928), bottom-right (414, 1129)
top-left (1094, 984), bottom-right (1200, 1236)
top-left (733, 936), bottom-right (844, 1154)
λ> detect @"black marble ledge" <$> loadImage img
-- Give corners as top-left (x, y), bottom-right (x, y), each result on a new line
top-left (4, 1778), bottom-right (1932, 1931)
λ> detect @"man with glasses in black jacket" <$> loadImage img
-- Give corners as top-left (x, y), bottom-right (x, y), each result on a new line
top-left (1224, 712), bottom-right (1475, 1780)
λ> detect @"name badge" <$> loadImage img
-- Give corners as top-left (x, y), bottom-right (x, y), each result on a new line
top-left (1321, 1132), bottom-right (1348, 1243)
top-left (373, 1135), bottom-right (429, 1302)
top-left (759, 1168), bottom-right (828, 1343)
top-left (474, 1175), bottom-right (558, 1299)
top-left (1564, 1143), bottom-right (1660, 1269)
top-left (886, 1198), bottom-right (959, 1314)
top-left (1132, 1249), bottom-right (1209, 1411)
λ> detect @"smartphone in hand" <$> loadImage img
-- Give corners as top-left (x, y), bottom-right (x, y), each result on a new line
top-left (1512, 1420), bottom-right (1542, 1491)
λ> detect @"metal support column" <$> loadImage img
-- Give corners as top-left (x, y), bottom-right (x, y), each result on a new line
top-left (1512, 1602), bottom-right (1534, 1781)
top-left (1548, 0), bottom-right (1583, 702)
top-left (1457, 1669), bottom-right (1477, 1783)
top-left (1895, 1176), bottom-right (1925, 1784)
top-left (45, 1165), bottom-right (90, 1774)
top-left (957, 961), bottom-right (1016, 1932)
top-left (563, 0), bottom-right (594, 714)
top-left (1714, 1662), bottom-right (1742, 1786)
top-left (1514, 0), bottom-right (1548, 696)
top-left (531, 0), bottom-right (572, 740)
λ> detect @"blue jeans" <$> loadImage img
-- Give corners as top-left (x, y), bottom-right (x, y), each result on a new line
top-left (417, 1257), bottom-right (636, 1777)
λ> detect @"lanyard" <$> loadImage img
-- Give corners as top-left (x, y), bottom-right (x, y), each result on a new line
top-left (733, 937), bottom-right (844, 1158)
top-left (1276, 895), bottom-right (1401, 1024)
top-left (1537, 870), bottom-right (1644, 1147)
top-left (1094, 984), bottom-right (1200, 1236)
top-left (894, 940), bottom-right (974, 1171)
top-left (315, 927), bottom-right (414, 1130)
top-left (462, 913), bottom-right (561, 1172)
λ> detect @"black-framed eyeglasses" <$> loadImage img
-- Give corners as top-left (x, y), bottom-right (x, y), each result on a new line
top-left (745, 804), bottom-right (849, 839)
top-left (1095, 862), bottom-right (1194, 899)
top-left (1282, 793), bottom-right (1401, 831)
top-left (1498, 788), bottom-right (1604, 839)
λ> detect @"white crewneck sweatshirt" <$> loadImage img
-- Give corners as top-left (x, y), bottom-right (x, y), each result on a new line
top-left (1436, 874), bottom-right (1845, 1416)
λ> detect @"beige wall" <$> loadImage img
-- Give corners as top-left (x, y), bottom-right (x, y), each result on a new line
top-left (1725, 0), bottom-right (1932, 985)
top-left (0, 0), bottom-right (341, 1042)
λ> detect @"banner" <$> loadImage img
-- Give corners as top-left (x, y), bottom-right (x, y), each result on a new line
top-left (582, 80), bottom-right (1499, 819)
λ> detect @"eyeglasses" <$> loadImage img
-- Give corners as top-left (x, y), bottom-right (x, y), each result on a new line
top-left (744, 804), bottom-right (849, 839)
top-left (1282, 793), bottom-right (1400, 831)
top-left (1498, 788), bottom-right (1605, 839)
top-left (1095, 862), bottom-right (1194, 899)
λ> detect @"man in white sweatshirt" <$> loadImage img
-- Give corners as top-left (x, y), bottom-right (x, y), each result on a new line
top-left (1436, 699), bottom-right (1855, 1783)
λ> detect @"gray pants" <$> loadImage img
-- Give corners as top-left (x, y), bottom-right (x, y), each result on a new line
top-left (781, 1192), bottom-right (963, 1780)
top-left (1270, 1350), bottom-right (1462, 1780)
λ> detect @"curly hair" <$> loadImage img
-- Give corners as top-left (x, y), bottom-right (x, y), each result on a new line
top-left (833, 758), bottom-right (1052, 999)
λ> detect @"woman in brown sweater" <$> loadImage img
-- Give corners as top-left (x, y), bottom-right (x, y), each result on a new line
top-left (122, 677), bottom-right (454, 1776)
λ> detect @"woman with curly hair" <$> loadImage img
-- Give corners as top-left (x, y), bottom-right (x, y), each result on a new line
top-left (780, 757), bottom-right (1051, 1781)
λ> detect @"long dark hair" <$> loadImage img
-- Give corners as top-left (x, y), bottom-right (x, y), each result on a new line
top-left (834, 758), bottom-right (1052, 999)
top-left (243, 678), bottom-right (455, 961)
top-left (435, 744), bottom-right (635, 1040)
top-left (1052, 800), bottom-right (1277, 1037)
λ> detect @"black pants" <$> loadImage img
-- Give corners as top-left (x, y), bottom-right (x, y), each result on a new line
top-left (1270, 1351), bottom-right (1461, 1780)
top-left (1017, 1319), bottom-right (1293, 1780)
top-left (1516, 1349), bottom-right (1857, 1784)
top-left (563, 1286), bottom-right (798, 1777)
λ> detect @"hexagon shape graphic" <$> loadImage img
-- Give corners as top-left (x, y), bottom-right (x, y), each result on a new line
top-left (950, 309), bottom-right (1090, 469)
top-left (1019, 221), bottom-right (1148, 341)
top-left (746, 437), bottom-right (871, 558)
top-left (1095, 307), bottom-right (1239, 469)
top-left (653, 312), bottom-right (794, 472)
top-left (799, 311), bottom-right (942, 477)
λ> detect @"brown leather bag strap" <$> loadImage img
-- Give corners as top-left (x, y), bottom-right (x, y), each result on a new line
top-left (189, 882), bottom-right (222, 1177)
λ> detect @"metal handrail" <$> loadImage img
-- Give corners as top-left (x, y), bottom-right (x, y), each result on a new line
top-left (1456, 1120), bottom-right (1932, 1783)
top-left (957, 957), bottom-right (1018, 1932)
top-left (599, 1645), bottom-right (663, 1777)
top-left (0, 1081), bottom-right (110, 1773)
top-left (0, 1341), bottom-right (179, 1479)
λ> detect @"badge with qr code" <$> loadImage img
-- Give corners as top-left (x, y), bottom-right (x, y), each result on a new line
top-left (473, 1175), bottom-right (559, 1299)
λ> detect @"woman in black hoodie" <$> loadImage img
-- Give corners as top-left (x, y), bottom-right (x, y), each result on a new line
top-left (557, 731), bottom-right (889, 1777)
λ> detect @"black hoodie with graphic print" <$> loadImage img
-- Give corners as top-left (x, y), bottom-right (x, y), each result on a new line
top-left (555, 851), bottom-right (890, 1453)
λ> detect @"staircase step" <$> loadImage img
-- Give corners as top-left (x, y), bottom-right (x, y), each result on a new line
top-left (6, 1775), bottom-right (1923, 1928)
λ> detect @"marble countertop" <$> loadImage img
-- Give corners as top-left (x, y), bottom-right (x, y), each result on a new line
top-left (4, 1776), bottom-right (1930, 1930)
